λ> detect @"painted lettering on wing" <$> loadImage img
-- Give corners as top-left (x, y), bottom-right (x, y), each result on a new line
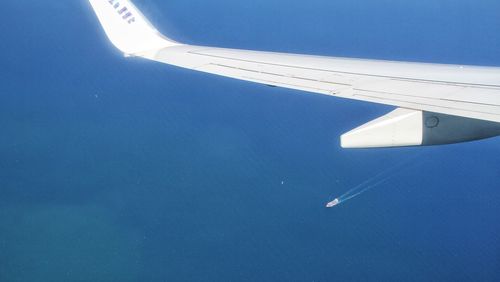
top-left (108, 0), bottom-right (136, 24)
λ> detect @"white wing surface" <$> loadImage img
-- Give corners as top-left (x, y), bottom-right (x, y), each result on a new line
top-left (89, 0), bottom-right (500, 148)
top-left (146, 46), bottom-right (500, 123)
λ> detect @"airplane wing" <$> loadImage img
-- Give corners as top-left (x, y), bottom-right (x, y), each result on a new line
top-left (88, 0), bottom-right (500, 148)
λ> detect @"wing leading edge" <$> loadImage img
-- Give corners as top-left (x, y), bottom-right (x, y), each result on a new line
top-left (88, 0), bottom-right (500, 148)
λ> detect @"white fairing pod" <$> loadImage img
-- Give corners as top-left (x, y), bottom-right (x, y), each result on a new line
top-left (341, 108), bottom-right (500, 148)
top-left (341, 108), bottom-right (423, 148)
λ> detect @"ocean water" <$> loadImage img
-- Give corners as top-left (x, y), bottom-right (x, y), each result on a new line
top-left (1, 0), bottom-right (499, 281)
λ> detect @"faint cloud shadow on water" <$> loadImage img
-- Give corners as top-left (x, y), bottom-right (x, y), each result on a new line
top-left (0, 204), bottom-right (142, 282)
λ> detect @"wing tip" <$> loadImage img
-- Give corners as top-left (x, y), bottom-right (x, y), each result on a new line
top-left (89, 0), bottom-right (181, 55)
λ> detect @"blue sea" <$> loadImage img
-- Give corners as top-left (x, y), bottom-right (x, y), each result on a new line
top-left (1, 0), bottom-right (499, 281)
